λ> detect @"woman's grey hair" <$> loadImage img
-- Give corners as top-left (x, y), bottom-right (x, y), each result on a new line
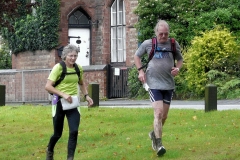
top-left (154, 20), bottom-right (170, 35)
top-left (61, 44), bottom-right (79, 60)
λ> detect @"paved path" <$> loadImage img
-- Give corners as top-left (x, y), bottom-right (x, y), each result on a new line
top-left (5, 99), bottom-right (240, 110)
top-left (83, 99), bottom-right (240, 110)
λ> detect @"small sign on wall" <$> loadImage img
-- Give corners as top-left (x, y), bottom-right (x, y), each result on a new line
top-left (114, 68), bottom-right (120, 76)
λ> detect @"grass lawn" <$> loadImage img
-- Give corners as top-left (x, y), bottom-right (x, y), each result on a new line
top-left (0, 105), bottom-right (240, 160)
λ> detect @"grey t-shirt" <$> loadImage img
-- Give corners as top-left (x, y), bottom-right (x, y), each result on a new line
top-left (135, 38), bottom-right (183, 90)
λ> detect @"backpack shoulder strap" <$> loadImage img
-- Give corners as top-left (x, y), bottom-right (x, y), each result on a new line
top-left (148, 37), bottom-right (157, 61)
top-left (170, 38), bottom-right (176, 66)
top-left (138, 37), bottom-right (157, 71)
top-left (73, 63), bottom-right (80, 82)
top-left (171, 38), bottom-right (176, 54)
top-left (53, 61), bottom-right (66, 87)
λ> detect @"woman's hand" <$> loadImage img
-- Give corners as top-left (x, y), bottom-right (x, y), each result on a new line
top-left (62, 94), bottom-right (72, 103)
top-left (86, 96), bottom-right (94, 106)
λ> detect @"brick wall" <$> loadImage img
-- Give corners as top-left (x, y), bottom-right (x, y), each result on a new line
top-left (83, 69), bottom-right (108, 98)
top-left (125, 0), bottom-right (139, 67)
top-left (11, 49), bottom-right (57, 69)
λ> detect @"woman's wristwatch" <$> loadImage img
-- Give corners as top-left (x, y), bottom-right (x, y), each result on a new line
top-left (84, 94), bottom-right (89, 99)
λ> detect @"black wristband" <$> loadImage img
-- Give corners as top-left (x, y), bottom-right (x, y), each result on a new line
top-left (138, 67), bottom-right (143, 71)
top-left (84, 94), bottom-right (88, 99)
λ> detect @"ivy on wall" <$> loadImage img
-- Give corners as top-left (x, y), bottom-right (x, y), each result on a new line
top-left (1, 0), bottom-right (60, 54)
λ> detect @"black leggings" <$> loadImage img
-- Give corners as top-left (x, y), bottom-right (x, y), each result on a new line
top-left (47, 100), bottom-right (80, 157)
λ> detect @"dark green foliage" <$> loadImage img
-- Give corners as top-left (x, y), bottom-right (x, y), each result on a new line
top-left (0, 40), bottom-right (11, 69)
top-left (173, 62), bottom-right (191, 99)
top-left (134, 0), bottom-right (240, 46)
top-left (1, 0), bottom-right (60, 54)
top-left (207, 70), bottom-right (240, 99)
top-left (127, 66), bottom-right (149, 99)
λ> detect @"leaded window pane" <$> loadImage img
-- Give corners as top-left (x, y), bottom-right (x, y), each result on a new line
top-left (110, 0), bottom-right (126, 63)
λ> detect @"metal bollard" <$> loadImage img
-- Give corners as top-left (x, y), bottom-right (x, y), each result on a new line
top-left (205, 84), bottom-right (217, 112)
top-left (0, 85), bottom-right (6, 106)
top-left (88, 83), bottom-right (99, 107)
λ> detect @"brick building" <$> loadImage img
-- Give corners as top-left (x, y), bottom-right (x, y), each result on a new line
top-left (0, 0), bottom-right (139, 103)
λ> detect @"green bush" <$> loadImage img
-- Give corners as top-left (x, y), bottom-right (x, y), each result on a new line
top-left (184, 26), bottom-right (240, 98)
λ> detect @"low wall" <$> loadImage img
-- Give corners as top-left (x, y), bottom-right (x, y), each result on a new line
top-left (0, 67), bottom-right (108, 103)
top-left (0, 50), bottom-right (108, 103)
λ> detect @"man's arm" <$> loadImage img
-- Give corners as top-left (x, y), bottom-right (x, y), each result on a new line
top-left (134, 55), bottom-right (142, 71)
top-left (134, 55), bottom-right (146, 83)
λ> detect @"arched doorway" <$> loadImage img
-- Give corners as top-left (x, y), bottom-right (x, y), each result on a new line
top-left (68, 8), bottom-right (91, 66)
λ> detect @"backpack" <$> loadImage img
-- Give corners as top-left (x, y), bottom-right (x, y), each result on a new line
top-left (138, 37), bottom-right (176, 71)
top-left (53, 61), bottom-right (81, 88)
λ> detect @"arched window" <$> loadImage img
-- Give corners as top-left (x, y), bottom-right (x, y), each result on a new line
top-left (111, 0), bottom-right (126, 63)
top-left (68, 9), bottom-right (90, 28)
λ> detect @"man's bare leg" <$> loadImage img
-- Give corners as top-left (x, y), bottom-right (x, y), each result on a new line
top-left (153, 101), bottom-right (163, 139)
top-left (152, 100), bottom-right (170, 156)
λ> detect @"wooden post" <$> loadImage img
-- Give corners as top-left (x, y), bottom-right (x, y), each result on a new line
top-left (88, 83), bottom-right (99, 107)
top-left (205, 84), bottom-right (217, 112)
top-left (0, 85), bottom-right (6, 106)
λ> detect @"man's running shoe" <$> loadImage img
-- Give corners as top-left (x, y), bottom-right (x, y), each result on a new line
top-left (157, 145), bottom-right (166, 156)
top-left (148, 131), bottom-right (157, 151)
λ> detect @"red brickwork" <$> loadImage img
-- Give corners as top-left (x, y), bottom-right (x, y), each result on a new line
top-left (125, 0), bottom-right (139, 67)
top-left (83, 70), bottom-right (108, 98)
top-left (11, 49), bottom-right (57, 69)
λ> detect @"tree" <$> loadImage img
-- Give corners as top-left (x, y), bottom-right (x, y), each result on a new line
top-left (134, 0), bottom-right (240, 47)
top-left (1, 0), bottom-right (59, 54)
top-left (0, 0), bottom-right (30, 32)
